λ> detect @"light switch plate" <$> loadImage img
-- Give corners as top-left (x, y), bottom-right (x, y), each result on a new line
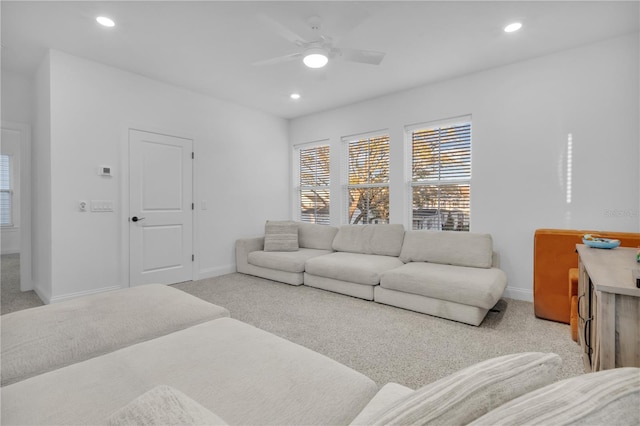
top-left (91, 200), bottom-right (114, 212)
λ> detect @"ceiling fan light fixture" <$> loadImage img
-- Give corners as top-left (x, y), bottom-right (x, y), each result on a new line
top-left (96, 16), bottom-right (115, 27)
top-left (504, 22), bottom-right (522, 33)
top-left (303, 48), bottom-right (329, 68)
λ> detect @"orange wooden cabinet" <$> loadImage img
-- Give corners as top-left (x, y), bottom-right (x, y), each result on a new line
top-left (533, 229), bottom-right (640, 324)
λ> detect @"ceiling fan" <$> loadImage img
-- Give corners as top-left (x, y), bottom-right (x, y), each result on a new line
top-left (253, 15), bottom-right (385, 69)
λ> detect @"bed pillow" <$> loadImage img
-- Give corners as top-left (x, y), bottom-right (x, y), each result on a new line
top-left (364, 352), bottom-right (562, 426)
top-left (264, 220), bottom-right (299, 252)
top-left (106, 385), bottom-right (227, 425)
top-left (469, 367), bottom-right (640, 425)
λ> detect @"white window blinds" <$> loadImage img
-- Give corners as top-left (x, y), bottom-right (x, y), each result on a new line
top-left (0, 154), bottom-right (12, 226)
top-left (345, 134), bottom-right (390, 224)
top-left (410, 120), bottom-right (471, 231)
top-left (297, 144), bottom-right (330, 224)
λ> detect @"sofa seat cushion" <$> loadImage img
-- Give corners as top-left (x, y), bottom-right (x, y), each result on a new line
top-left (380, 262), bottom-right (507, 309)
top-left (305, 252), bottom-right (404, 286)
top-left (248, 248), bottom-right (332, 273)
top-left (1, 318), bottom-right (378, 426)
top-left (0, 284), bottom-right (230, 386)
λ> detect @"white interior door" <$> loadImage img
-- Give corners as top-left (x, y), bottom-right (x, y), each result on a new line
top-left (129, 129), bottom-right (193, 286)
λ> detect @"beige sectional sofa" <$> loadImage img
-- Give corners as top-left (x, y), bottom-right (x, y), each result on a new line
top-left (1, 284), bottom-right (638, 425)
top-left (1, 285), bottom-right (377, 425)
top-left (235, 221), bottom-right (338, 285)
top-left (305, 224), bottom-right (405, 300)
top-left (237, 222), bottom-right (507, 326)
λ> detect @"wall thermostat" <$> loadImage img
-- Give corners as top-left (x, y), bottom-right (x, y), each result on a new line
top-left (99, 166), bottom-right (112, 177)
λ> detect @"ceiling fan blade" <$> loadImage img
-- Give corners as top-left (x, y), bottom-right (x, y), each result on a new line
top-left (334, 48), bottom-right (385, 66)
top-left (252, 52), bottom-right (302, 67)
top-left (257, 14), bottom-right (309, 47)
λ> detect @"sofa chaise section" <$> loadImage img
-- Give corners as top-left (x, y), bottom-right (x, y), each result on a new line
top-left (236, 221), bottom-right (338, 285)
top-left (1, 317), bottom-right (378, 426)
top-left (377, 230), bottom-right (507, 326)
top-left (304, 224), bottom-right (405, 300)
top-left (0, 284), bottom-right (230, 386)
top-left (3, 280), bottom-right (638, 425)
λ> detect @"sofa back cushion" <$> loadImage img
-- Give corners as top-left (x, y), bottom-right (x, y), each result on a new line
top-left (332, 224), bottom-right (405, 257)
top-left (297, 222), bottom-right (339, 250)
top-left (359, 352), bottom-right (562, 426)
top-left (264, 221), bottom-right (299, 252)
top-left (469, 367), bottom-right (640, 426)
top-left (400, 230), bottom-right (493, 268)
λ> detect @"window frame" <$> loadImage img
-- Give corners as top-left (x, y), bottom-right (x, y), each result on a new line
top-left (406, 116), bottom-right (472, 231)
top-left (0, 153), bottom-right (13, 227)
top-left (293, 140), bottom-right (331, 225)
top-left (342, 130), bottom-right (391, 225)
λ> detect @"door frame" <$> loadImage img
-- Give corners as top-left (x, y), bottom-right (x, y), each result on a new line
top-left (1, 121), bottom-right (32, 291)
top-left (120, 125), bottom-right (197, 288)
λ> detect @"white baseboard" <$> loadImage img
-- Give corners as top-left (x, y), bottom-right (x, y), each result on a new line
top-left (33, 284), bottom-right (51, 305)
top-left (198, 264), bottom-right (236, 280)
top-left (48, 285), bottom-right (123, 304)
top-left (503, 285), bottom-right (533, 302)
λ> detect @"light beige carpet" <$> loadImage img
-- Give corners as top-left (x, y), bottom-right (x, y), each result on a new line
top-left (1, 267), bottom-right (584, 389)
top-left (1, 254), bottom-right (43, 315)
top-left (174, 273), bottom-right (585, 389)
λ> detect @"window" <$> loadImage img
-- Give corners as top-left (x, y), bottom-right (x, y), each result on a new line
top-left (295, 143), bottom-right (330, 224)
top-left (409, 118), bottom-right (471, 231)
top-left (0, 154), bottom-right (13, 226)
top-left (344, 133), bottom-right (390, 224)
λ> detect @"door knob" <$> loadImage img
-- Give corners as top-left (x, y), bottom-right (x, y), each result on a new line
top-left (131, 216), bottom-right (145, 222)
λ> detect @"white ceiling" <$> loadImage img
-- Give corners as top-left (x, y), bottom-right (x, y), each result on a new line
top-left (2, 1), bottom-right (639, 119)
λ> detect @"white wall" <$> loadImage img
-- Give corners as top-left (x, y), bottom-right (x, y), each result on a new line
top-left (42, 50), bottom-right (289, 302)
top-left (289, 33), bottom-right (640, 301)
top-left (1, 70), bottom-right (33, 123)
top-left (33, 53), bottom-right (53, 299)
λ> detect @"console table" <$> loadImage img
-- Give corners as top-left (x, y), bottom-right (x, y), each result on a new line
top-left (576, 244), bottom-right (640, 372)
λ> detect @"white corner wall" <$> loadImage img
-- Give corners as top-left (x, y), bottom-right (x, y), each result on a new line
top-left (33, 52), bottom-right (53, 300)
top-left (44, 50), bottom-right (289, 302)
top-left (289, 33), bottom-right (640, 301)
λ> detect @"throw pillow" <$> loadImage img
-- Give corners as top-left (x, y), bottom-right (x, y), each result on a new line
top-left (106, 385), bottom-right (227, 425)
top-left (469, 367), bottom-right (640, 425)
top-left (264, 220), bottom-right (299, 252)
top-left (365, 352), bottom-right (562, 426)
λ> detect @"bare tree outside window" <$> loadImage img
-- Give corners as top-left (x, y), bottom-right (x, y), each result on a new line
top-left (346, 135), bottom-right (390, 224)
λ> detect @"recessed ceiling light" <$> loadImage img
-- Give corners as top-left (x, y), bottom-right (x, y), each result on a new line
top-left (96, 16), bottom-right (115, 28)
top-left (303, 48), bottom-right (329, 69)
top-left (504, 22), bottom-right (522, 33)
top-left (290, 93), bottom-right (301, 100)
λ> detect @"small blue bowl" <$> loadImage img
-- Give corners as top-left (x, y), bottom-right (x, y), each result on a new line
top-left (583, 234), bottom-right (621, 249)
